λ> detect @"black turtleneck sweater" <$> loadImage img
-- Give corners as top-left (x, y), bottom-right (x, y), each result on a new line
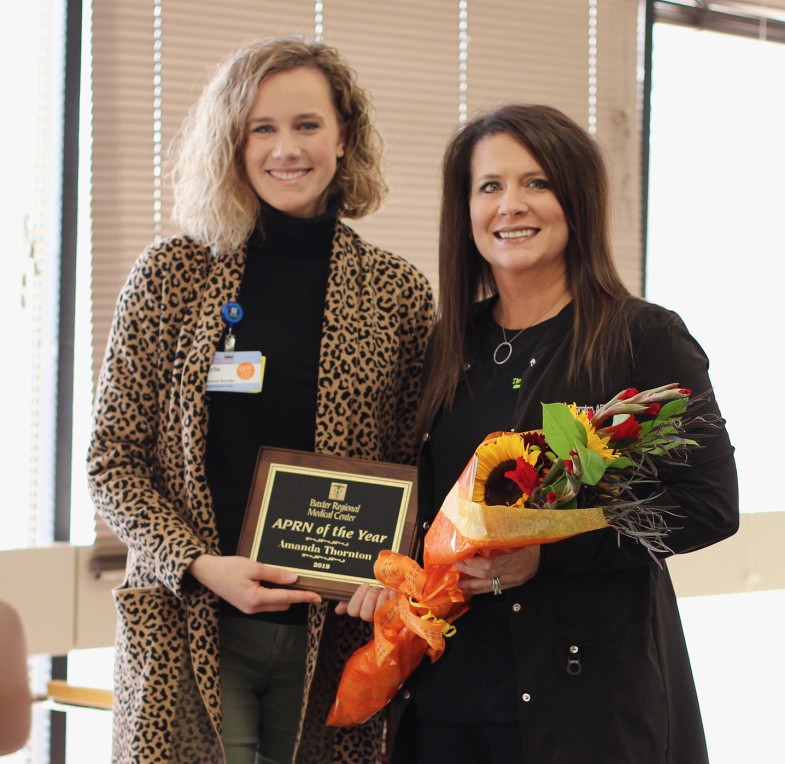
top-left (205, 199), bottom-right (338, 624)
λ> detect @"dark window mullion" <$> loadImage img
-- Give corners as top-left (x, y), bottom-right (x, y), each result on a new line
top-left (54, 0), bottom-right (82, 544)
top-left (51, 0), bottom-right (81, 759)
top-left (640, 0), bottom-right (656, 297)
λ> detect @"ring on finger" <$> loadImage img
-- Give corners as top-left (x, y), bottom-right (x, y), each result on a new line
top-left (492, 576), bottom-right (503, 596)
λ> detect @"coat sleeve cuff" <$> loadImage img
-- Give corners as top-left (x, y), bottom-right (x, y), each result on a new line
top-left (157, 542), bottom-right (210, 598)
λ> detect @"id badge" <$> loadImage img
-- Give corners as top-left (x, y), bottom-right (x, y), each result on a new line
top-left (206, 351), bottom-right (265, 393)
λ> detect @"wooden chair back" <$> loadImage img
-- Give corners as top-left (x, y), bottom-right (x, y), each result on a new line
top-left (0, 601), bottom-right (32, 755)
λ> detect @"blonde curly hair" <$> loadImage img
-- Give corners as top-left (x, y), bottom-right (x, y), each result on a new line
top-left (170, 38), bottom-right (387, 253)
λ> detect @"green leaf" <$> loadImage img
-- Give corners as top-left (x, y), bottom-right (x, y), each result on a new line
top-left (640, 420), bottom-right (655, 436)
top-left (542, 403), bottom-right (587, 460)
top-left (606, 456), bottom-right (633, 469)
top-left (540, 460), bottom-right (565, 487)
top-left (559, 497), bottom-right (578, 510)
top-left (544, 474), bottom-right (568, 495)
top-left (575, 441), bottom-right (607, 485)
top-left (655, 398), bottom-right (687, 424)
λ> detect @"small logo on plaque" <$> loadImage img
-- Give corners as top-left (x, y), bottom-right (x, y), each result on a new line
top-left (328, 482), bottom-right (348, 501)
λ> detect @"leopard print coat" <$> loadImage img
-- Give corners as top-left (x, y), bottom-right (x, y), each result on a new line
top-left (87, 221), bottom-right (433, 764)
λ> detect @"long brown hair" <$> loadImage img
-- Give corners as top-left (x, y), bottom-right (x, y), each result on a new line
top-left (419, 104), bottom-right (633, 431)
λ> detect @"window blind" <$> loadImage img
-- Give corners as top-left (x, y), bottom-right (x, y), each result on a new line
top-left (91, 0), bottom-right (156, 573)
top-left (157, 0), bottom-right (316, 241)
top-left (88, 0), bottom-right (645, 571)
top-left (467, 0), bottom-right (641, 295)
top-left (89, 0), bottom-right (316, 573)
top-left (467, 0), bottom-right (591, 126)
top-left (323, 0), bottom-right (460, 290)
top-left (91, 0), bottom-right (645, 379)
top-left (597, 0), bottom-right (642, 294)
top-left (91, 0), bottom-right (156, 386)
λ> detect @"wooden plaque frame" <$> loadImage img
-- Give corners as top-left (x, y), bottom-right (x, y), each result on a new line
top-left (237, 447), bottom-right (418, 601)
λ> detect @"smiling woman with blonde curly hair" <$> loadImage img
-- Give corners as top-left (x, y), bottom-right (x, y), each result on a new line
top-left (171, 37), bottom-right (387, 254)
top-left (88, 37), bottom-right (432, 764)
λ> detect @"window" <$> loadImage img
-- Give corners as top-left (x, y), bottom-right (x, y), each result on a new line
top-left (646, 20), bottom-right (785, 515)
top-left (646, 16), bottom-right (785, 761)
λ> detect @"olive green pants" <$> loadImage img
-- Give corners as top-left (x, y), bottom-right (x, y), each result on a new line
top-left (219, 616), bottom-right (309, 764)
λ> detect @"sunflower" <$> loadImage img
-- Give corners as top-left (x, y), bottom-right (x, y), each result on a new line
top-left (472, 433), bottom-right (540, 507)
top-left (568, 404), bottom-right (618, 461)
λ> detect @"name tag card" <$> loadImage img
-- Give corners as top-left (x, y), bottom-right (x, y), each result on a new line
top-left (237, 448), bottom-right (418, 601)
top-left (206, 351), bottom-right (265, 393)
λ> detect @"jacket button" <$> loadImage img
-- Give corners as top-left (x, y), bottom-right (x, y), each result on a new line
top-left (422, 432), bottom-right (430, 443)
top-left (463, 362), bottom-right (472, 371)
top-left (529, 358), bottom-right (536, 367)
top-left (402, 690), bottom-right (411, 700)
top-left (512, 604), bottom-right (521, 613)
top-left (522, 693), bottom-right (531, 702)
top-left (570, 645), bottom-right (579, 654)
top-left (422, 521), bottom-right (431, 531)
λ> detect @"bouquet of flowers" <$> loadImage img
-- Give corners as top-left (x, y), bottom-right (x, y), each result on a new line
top-left (326, 383), bottom-right (715, 727)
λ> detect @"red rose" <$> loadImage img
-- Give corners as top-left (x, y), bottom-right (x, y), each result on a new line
top-left (546, 491), bottom-right (558, 504)
top-left (602, 414), bottom-right (642, 442)
top-left (503, 457), bottom-right (541, 496)
top-left (619, 388), bottom-right (639, 400)
top-left (645, 403), bottom-right (661, 415)
top-left (564, 459), bottom-right (574, 474)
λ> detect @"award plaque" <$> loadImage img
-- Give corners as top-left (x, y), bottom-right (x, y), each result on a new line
top-left (237, 447), bottom-right (418, 600)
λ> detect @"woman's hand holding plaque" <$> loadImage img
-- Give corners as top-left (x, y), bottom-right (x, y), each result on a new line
top-left (188, 554), bottom-right (322, 613)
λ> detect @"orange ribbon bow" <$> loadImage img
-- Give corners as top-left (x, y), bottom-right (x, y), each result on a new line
top-left (326, 551), bottom-right (467, 727)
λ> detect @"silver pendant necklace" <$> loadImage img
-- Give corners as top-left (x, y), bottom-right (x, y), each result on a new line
top-left (493, 289), bottom-right (568, 365)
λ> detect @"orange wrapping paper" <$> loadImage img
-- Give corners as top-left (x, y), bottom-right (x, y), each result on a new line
top-left (425, 444), bottom-right (608, 565)
top-left (327, 456), bottom-right (609, 727)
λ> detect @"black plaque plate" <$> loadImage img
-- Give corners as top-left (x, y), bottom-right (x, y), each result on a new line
top-left (237, 448), bottom-right (418, 600)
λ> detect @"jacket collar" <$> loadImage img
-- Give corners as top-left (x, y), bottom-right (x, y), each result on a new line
top-left (313, 221), bottom-right (362, 457)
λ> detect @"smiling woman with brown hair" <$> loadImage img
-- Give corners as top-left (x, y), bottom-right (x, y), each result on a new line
top-left (88, 37), bottom-right (432, 764)
top-left (386, 104), bottom-right (738, 764)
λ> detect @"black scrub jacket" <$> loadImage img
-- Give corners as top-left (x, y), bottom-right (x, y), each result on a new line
top-left (390, 298), bottom-right (739, 764)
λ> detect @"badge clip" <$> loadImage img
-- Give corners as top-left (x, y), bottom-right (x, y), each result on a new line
top-left (221, 302), bottom-right (243, 357)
